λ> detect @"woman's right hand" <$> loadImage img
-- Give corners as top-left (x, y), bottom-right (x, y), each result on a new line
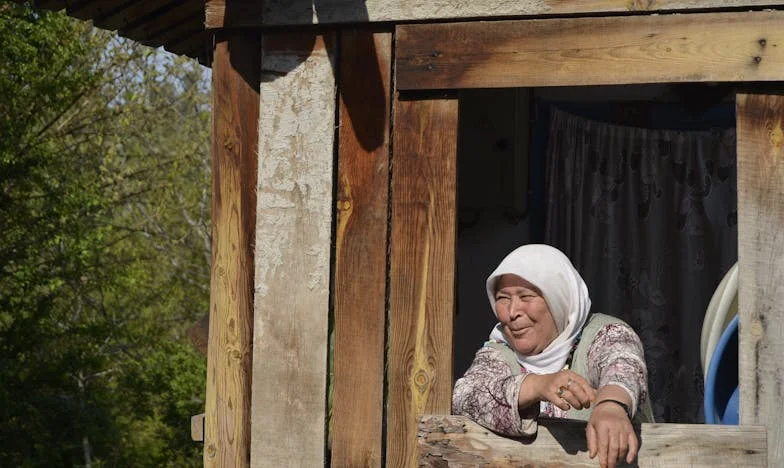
top-left (520, 370), bottom-right (597, 411)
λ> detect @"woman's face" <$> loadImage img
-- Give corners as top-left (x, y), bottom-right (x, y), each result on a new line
top-left (494, 274), bottom-right (559, 356)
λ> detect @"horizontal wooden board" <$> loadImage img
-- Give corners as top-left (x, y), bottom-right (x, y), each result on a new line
top-left (419, 415), bottom-right (767, 467)
top-left (205, 0), bottom-right (784, 27)
top-left (396, 10), bottom-right (784, 89)
top-left (737, 92), bottom-right (784, 468)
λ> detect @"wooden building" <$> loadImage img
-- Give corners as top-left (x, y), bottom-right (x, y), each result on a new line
top-left (27, 0), bottom-right (784, 466)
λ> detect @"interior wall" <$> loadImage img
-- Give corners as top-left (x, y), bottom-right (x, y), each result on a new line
top-left (453, 83), bottom-right (736, 380)
top-left (454, 89), bottom-right (533, 378)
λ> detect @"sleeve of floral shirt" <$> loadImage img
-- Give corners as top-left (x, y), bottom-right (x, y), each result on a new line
top-left (452, 345), bottom-right (539, 437)
top-left (587, 323), bottom-right (648, 416)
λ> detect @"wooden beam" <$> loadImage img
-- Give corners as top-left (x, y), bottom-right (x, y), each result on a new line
top-left (387, 97), bottom-right (458, 468)
top-left (331, 29), bottom-right (392, 468)
top-left (396, 10), bottom-right (784, 90)
top-left (96, 1), bottom-right (176, 31)
top-left (737, 92), bottom-right (784, 468)
top-left (205, 0), bottom-right (784, 27)
top-left (204, 31), bottom-right (260, 468)
top-left (251, 32), bottom-right (336, 468)
top-left (418, 415), bottom-right (767, 467)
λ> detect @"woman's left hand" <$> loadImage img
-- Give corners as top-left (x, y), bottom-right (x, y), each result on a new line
top-left (586, 387), bottom-right (638, 468)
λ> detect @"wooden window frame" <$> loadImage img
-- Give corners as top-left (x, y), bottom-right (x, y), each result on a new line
top-left (393, 11), bottom-right (784, 467)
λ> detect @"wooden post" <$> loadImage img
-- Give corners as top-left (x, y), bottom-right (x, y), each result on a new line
top-left (387, 96), bottom-right (459, 467)
top-left (251, 32), bottom-right (336, 467)
top-left (331, 29), bottom-right (392, 468)
top-left (737, 92), bottom-right (784, 468)
top-left (204, 32), bottom-right (260, 467)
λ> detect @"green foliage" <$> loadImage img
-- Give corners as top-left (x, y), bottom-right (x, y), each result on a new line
top-left (1, 2), bottom-right (210, 465)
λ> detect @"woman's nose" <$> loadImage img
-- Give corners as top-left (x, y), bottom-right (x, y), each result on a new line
top-left (509, 297), bottom-right (525, 317)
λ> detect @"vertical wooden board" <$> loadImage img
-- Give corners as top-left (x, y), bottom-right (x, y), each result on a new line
top-left (331, 30), bottom-right (392, 468)
top-left (205, 33), bottom-right (260, 468)
top-left (737, 92), bottom-right (784, 468)
top-left (387, 97), bottom-right (459, 468)
top-left (251, 32), bottom-right (335, 468)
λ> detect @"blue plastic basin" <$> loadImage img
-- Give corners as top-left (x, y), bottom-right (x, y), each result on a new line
top-left (704, 314), bottom-right (739, 425)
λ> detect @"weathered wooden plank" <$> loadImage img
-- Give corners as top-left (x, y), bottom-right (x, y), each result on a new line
top-left (97, 1), bottom-right (177, 31)
top-left (419, 415), bottom-right (767, 467)
top-left (251, 32), bottom-right (335, 468)
top-left (737, 92), bottom-right (784, 468)
top-left (205, 0), bottom-right (784, 27)
top-left (120, 1), bottom-right (202, 42)
top-left (387, 97), bottom-right (458, 468)
top-left (331, 29), bottom-right (392, 468)
top-left (396, 11), bottom-right (784, 90)
top-left (204, 32), bottom-right (259, 468)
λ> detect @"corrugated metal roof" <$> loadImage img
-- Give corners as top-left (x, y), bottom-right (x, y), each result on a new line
top-left (27, 0), bottom-right (210, 65)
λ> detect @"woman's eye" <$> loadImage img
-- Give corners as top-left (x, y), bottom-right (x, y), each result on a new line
top-left (495, 296), bottom-right (510, 303)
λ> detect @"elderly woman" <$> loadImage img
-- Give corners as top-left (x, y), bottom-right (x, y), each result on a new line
top-left (453, 244), bottom-right (652, 468)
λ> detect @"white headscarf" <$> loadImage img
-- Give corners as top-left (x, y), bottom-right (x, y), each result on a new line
top-left (487, 244), bottom-right (591, 375)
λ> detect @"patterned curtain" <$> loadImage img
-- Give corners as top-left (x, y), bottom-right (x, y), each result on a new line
top-left (544, 106), bottom-right (737, 423)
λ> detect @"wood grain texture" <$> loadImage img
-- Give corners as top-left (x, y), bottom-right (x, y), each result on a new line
top-left (419, 415), bottom-right (767, 467)
top-left (387, 98), bottom-right (458, 468)
top-left (396, 10), bottom-right (784, 90)
top-left (205, 0), bottom-right (784, 27)
top-left (251, 32), bottom-right (336, 468)
top-left (331, 29), bottom-right (392, 468)
top-left (736, 92), bottom-right (784, 468)
top-left (205, 32), bottom-right (260, 468)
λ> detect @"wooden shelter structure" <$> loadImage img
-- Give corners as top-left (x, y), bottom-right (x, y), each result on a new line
top-left (27, 0), bottom-right (784, 466)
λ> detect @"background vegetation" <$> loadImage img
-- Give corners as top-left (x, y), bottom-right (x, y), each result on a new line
top-left (1, 2), bottom-right (210, 465)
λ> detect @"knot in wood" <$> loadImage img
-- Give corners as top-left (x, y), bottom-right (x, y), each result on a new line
top-left (414, 368), bottom-right (430, 393)
top-left (769, 121), bottom-right (783, 149)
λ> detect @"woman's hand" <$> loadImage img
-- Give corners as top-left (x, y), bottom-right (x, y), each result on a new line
top-left (519, 370), bottom-right (597, 411)
top-left (586, 386), bottom-right (638, 468)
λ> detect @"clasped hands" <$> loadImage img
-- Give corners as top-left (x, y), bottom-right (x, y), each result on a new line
top-left (521, 370), bottom-right (638, 468)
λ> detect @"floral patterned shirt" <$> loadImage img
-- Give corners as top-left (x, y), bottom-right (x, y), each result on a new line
top-left (452, 322), bottom-right (648, 436)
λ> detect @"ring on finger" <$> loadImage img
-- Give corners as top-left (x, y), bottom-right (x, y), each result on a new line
top-left (556, 386), bottom-right (566, 398)
top-left (566, 378), bottom-right (574, 388)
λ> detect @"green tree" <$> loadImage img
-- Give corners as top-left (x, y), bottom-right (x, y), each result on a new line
top-left (1, 3), bottom-right (210, 465)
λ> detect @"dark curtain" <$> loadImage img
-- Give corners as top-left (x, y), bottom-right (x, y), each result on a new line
top-left (542, 105), bottom-right (737, 423)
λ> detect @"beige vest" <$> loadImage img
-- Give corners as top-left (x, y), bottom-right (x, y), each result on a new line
top-left (487, 313), bottom-right (655, 423)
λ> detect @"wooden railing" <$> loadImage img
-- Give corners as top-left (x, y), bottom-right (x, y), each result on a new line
top-left (418, 415), bottom-right (766, 467)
